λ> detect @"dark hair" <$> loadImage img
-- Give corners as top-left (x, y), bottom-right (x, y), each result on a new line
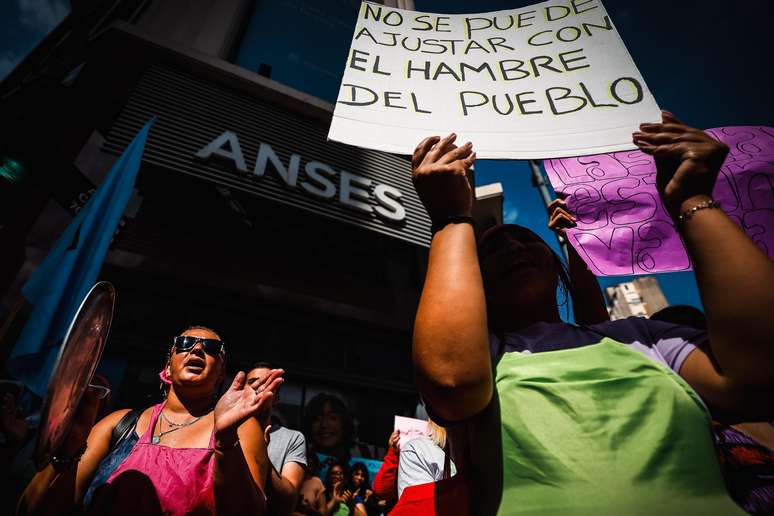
top-left (324, 458), bottom-right (349, 500)
top-left (181, 325), bottom-right (223, 340)
top-left (250, 361), bottom-right (274, 371)
top-left (348, 461), bottom-right (371, 493)
top-left (303, 393), bottom-right (355, 454)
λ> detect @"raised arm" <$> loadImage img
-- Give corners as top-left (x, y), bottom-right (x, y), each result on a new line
top-left (411, 134), bottom-right (492, 423)
top-left (213, 369), bottom-right (283, 514)
top-left (547, 198), bottom-right (609, 325)
top-left (372, 431), bottom-right (400, 502)
top-left (19, 389), bottom-right (122, 516)
top-left (634, 112), bottom-right (774, 419)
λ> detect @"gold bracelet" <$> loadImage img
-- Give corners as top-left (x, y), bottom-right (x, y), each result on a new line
top-left (677, 199), bottom-right (720, 225)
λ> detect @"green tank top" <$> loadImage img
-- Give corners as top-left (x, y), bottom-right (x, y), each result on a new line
top-left (494, 338), bottom-right (743, 515)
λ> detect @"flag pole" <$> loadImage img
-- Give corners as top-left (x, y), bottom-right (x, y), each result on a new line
top-left (529, 159), bottom-right (568, 260)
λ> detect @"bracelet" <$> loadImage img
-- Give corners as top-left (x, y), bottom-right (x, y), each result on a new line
top-left (677, 199), bottom-right (720, 224)
top-left (431, 215), bottom-right (475, 234)
top-left (214, 438), bottom-right (240, 453)
top-left (51, 444), bottom-right (87, 468)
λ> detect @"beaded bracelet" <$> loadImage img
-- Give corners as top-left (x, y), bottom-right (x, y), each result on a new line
top-left (677, 199), bottom-right (720, 225)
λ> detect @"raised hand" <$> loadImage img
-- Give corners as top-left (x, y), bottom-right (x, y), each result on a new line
top-left (387, 429), bottom-right (400, 451)
top-left (60, 385), bottom-right (102, 457)
top-left (213, 369), bottom-right (283, 442)
top-left (633, 111), bottom-right (729, 217)
top-left (335, 487), bottom-right (353, 505)
top-left (547, 197), bottom-right (576, 237)
top-left (411, 133), bottom-right (476, 225)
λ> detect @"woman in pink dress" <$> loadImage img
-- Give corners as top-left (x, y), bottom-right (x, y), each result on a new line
top-left (19, 325), bottom-right (283, 515)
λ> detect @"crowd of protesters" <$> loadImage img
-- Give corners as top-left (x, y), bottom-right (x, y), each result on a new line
top-left (0, 113), bottom-right (773, 514)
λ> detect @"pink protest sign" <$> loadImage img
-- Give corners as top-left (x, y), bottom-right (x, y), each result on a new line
top-left (543, 126), bottom-right (774, 276)
top-left (394, 415), bottom-right (429, 448)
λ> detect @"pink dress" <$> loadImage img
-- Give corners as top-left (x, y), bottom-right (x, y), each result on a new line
top-left (87, 402), bottom-right (216, 515)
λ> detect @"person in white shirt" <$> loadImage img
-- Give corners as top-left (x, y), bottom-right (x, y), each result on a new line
top-left (396, 419), bottom-right (455, 498)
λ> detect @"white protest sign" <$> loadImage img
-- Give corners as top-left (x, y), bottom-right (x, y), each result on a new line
top-left (394, 415), bottom-right (429, 448)
top-left (328, 0), bottom-right (661, 159)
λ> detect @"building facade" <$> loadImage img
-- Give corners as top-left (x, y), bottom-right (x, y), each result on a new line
top-left (0, 0), bottom-right (444, 448)
top-left (605, 276), bottom-right (669, 320)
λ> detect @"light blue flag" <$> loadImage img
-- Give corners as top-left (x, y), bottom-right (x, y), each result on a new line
top-left (9, 119), bottom-right (155, 397)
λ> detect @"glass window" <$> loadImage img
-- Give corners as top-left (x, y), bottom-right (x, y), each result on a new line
top-left (234, 0), bottom-right (362, 103)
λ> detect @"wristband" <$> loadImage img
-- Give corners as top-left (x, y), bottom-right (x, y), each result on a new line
top-left (52, 443), bottom-right (86, 469)
top-left (677, 199), bottom-right (720, 225)
top-left (431, 215), bottom-right (475, 234)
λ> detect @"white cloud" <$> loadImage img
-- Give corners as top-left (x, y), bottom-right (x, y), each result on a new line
top-left (0, 51), bottom-right (24, 81)
top-left (503, 200), bottom-right (519, 224)
top-left (17, 0), bottom-right (68, 34)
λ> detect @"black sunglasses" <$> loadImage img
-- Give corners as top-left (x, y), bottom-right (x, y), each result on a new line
top-left (172, 336), bottom-right (225, 357)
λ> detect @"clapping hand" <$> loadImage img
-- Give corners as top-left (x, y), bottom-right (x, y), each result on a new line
top-left (333, 481), bottom-right (353, 505)
top-left (214, 369), bottom-right (283, 443)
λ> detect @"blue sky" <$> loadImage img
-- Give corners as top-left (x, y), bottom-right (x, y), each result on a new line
top-left (417, 0), bottom-right (774, 310)
top-left (3, 0), bottom-right (772, 312)
top-left (234, 0), bottom-right (773, 312)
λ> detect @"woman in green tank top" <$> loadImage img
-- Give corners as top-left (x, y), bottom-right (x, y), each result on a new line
top-left (408, 112), bottom-right (774, 515)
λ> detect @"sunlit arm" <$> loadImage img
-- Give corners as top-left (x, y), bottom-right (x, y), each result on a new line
top-left (213, 419), bottom-right (267, 515)
top-left (678, 196), bottom-right (774, 419)
top-left (413, 223), bottom-right (493, 422)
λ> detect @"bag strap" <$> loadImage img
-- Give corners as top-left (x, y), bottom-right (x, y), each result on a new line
top-left (109, 409), bottom-right (139, 452)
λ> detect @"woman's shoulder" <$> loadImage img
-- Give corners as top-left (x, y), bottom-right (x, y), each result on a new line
top-left (310, 475), bottom-right (325, 489)
top-left (96, 408), bottom-right (138, 430)
top-left (127, 405), bottom-right (159, 435)
top-left (88, 407), bottom-right (145, 448)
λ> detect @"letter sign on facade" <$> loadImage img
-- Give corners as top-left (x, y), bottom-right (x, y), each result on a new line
top-left (195, 133), bottom-right (406, 224)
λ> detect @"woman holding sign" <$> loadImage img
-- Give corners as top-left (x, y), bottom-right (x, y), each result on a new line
top-left (409, 112), bottom-right (773, 515)
top-left (18, 326), bottom-right (283, 516)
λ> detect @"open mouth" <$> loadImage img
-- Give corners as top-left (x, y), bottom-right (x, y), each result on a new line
top-left (184, 357), bottom-right (206, 372)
